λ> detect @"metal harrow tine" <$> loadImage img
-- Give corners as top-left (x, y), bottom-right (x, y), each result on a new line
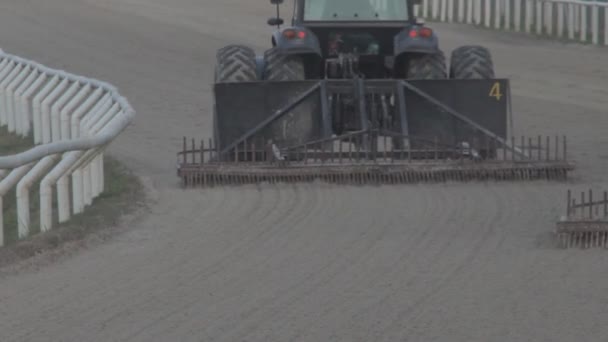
top-left (176, 133), bottom-right (575, 189)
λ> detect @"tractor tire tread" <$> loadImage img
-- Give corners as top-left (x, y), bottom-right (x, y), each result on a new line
top-left (406, 51), bottom-right (448, 79)
top-left (263, 47), bottom-right (316, 148)
top-left (263, 47), bottom-right (305, 81)
top-left (215, 44), bottom-right (257, 82)
top-left (449, 45), bottom-right (495, 79)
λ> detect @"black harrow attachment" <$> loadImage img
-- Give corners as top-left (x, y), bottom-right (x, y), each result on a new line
top-left (556, 189), bottom-right (608, 249)
top-left (177, 130), bottom-right (573, 187)
top-left (178, 78), bottom-right (575, 188)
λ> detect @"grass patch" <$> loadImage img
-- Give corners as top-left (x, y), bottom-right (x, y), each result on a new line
top-left (0, 129), bottom-right (144, 268)
top-left (0, 126), bottom-right (34, 154)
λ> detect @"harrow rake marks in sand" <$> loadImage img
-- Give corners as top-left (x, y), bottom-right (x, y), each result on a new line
top-left (176, 129), bottom-right (574, 188)
top-left (556, 189), bottom-right (608, 249)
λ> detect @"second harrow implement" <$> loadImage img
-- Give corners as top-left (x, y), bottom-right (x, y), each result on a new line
top-left (556, 189), bottom-right (608, 249)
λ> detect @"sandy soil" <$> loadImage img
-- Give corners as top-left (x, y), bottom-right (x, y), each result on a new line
top-left (0, 0), bottom-right (608, 340)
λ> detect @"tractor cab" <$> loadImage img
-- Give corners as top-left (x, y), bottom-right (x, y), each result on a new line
top-left (269, 0), bottom-right (429, 78)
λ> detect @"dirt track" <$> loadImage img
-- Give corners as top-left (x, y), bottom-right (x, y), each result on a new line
top-left (1, 0), bottom-right (608, 340)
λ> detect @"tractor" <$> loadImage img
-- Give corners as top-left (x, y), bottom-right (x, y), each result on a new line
top-left (175, 0), bottom-right (573, 188)
top-left (213, 0), bottom-right (496, 150)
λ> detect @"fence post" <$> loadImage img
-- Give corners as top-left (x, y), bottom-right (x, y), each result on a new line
top-left (545, 1), bottom-right (553, 36)
top-left (525, 0), bottom-right (533, 33)
top-left (557, 2), bottom-right (564, 38)
top-left (592, 4), bottom-right (599, 45)
top-left (0, 62), bottom-right (22, 128)
top-left (16, 156), bottom-right (59, 239)
top-left (475, 0), bottom-right (482, 24)
top-left (580, 4), bottom-right (587, 42)
top-left (423, 0), bottom-right (429, 18)
top-left (495, 0), bottom-right (502, 29)
top-left (447, 0), bottom-right (454, 22)
top-left (458, 0), bottom-right (465, 22)
top-left (14, 68), bottom-right (40, 137)
top-left (6, 66), bottom-right (31, 133)
top-left (510, 0), bottom-right (516, 30)
top-left (536, 0), bottom-right (543, 35)
top-left (568, 3), bottom-right (575, 39)
top-left (485, 0), bottom-right (492, 27)
top-left (504, 0), bottom-right (511, 30)
top-left (605, 5), bottom-right (608, 46)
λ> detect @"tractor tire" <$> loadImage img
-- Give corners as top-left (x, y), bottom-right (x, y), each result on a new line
top-left (398, 51), bottom-right (447, 152)
top-left (264, 47), bottom-right (306, 81)
top-left (405, 51), bottom-right (448, 79)
top-left (263, 47), bottom-right (316, 150)
top-left (449, 45), bottom-right (495, 79)
top-left (212, 45), bottom-right (258, 159)
top-left (449, 45), bottom-right (497, 159)
top-left (214, 44), bottom-right (258, 82)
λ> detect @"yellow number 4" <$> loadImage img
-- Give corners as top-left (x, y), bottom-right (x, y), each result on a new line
top-left (489, 82), bottom-right (503, 101)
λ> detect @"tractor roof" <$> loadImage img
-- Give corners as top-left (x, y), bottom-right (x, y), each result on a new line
top-left (295, 0), bottom-right (412, 23)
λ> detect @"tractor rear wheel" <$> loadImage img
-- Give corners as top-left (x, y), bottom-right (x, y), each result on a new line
top-left (449, 45), bottom-right (495, 79)
top-left (399, 51), bottom-right (448, 153)
top-left (264, 48), bottom-right (306, 81)
top-left (215, 44), bottom-right (258, 82)
top-left (263, 47), bottom-right (316, 150)
top-left (405, 51), bottom-right (448, 79)
top-left (450, 45), bottom-right (497, 159)
top-left (213, 45), bottom-right (258, 158)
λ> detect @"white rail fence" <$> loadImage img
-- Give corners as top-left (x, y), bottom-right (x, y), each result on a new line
top-left (413, 0), bottom-right (608, 45)
top-left (0, 48), bottom-right (135, 246)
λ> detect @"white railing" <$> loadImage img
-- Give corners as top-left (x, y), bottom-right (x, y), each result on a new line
top-left (414, 0), bottom-right (608, 46)
top-left (0, 48), bottom-right (135, 246)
